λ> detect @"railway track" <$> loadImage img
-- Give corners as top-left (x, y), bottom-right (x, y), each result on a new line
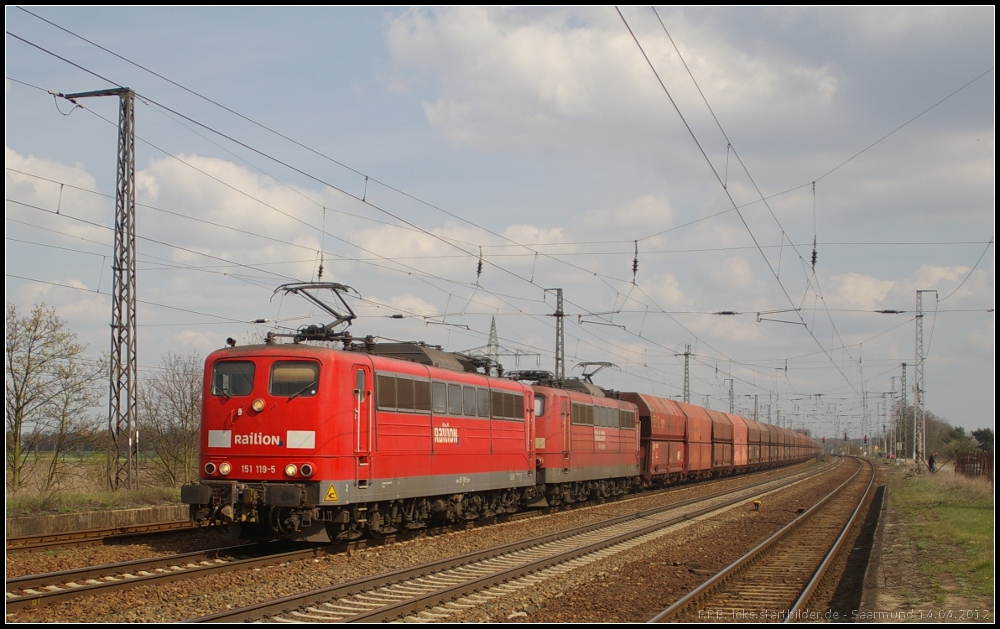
top-left (648, 457), bottom-right (874, 623)
top-left (189, 461), bottom-right (838, 623)
top-left (6, 461), bottom-right (837, 622)
top-left (5, 520), bottom-right (208, 553)
top-left (4, 505), bottom-right (555, 613)
top-left (4, 543), bottom-right (300, 612)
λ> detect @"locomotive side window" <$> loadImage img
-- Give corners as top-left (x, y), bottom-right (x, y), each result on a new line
top-left (376, 374), bottom-right (431, 413)
top-left (447, 383), bottom-right (463, 415)
top-left (397, 377), bottom-right (416, 411)
top-left (432, 382), bottom-right (447, 413)
top-left (463, 386), bottom-right (478, 416)
top-left (211, 361), bottom-right (255, 397)
top-left (491, 391), bottom-right (524, 421)
top-left (491, 391), bottom-right (508, 419)
top-left (376, 374), bottom-right (396, 409)
top-left (413, 380), bottom-right (431, 412)
top-left (571, 402), bottom-right (595, 426)
top-left (510, 392), bottom-right (525, 421)
top-left (619, 409), bottom-right (636, 430)
top-left (534, 395), bottom-right (545, 418)
top-left (477, 388), bottom-right (490, 417)
top-left (270, 362), bottom-right (319, 397)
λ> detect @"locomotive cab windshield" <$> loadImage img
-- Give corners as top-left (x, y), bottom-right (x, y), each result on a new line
top-left (211, 361), bottom-right (254, 397)
top-left (271, 361), bottom-right (319, 397)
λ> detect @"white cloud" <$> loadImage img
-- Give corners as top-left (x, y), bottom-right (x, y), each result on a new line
top-left (705, 255), bottom-right (758, 292)
top-left (5, 147), bottom-right (112, 244)
top-left (501, 223), bottom-right (571, 246)
top-left (385, 7), bottom-right (841, 152)
top-left (853, 6), bottom-right (973, 40)
top-left (640, 271), bottom-right (688, 309)
top-left (578, 194), bottom-right (675, 234)
top-left (172, 329), bottom-right (224, 356)
top-left (826, 272), bottom-right (895, 309)
top-left (5, 147), bottom-right (98, 193)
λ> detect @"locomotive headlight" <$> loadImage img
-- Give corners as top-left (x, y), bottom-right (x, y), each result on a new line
top-left (284, 463), bottom-right (298, 477)
top-left (300, 463), bottom-right (314, 477)
top-left (219, 462), bottom-right (232, 476)
top-left (204, 462), bottom-right (217, 475)
top-left (251, 398), bottom-right (265, 413)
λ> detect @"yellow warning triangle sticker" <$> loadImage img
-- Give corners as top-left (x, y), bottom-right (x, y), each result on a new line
top-left (324, 485), bottom-right (339, 501)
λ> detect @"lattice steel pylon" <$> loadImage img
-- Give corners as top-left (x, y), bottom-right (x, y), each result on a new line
top-left (899, 362), bottom-right (907, 461)
top-left (67, 88), bottom-right (138, 489)
top-left (546, 289), bottom-right (566, 381)
top-left (678, 345), bottom-right (691, 403)
top-left (487, 316), bottom-right (499, 374)
top-left (913, 290), bottom-right (935, 474)
top-left (461, 317), bottom-right (539, 377)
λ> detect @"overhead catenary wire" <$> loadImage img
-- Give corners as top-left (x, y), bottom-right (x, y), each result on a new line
top-left (620, 6), bottom-right (861, 395)
top-left (3, 127), bottom-right (972, 410)
top-left (6, 70), bottom-right (762, 395)
top-left (5, 11), bottom-right (990, 426)
top-left (7, 17), bottom-right (733, 341)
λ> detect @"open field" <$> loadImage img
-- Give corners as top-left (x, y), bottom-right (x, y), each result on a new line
top-left (6, 453), bottom-right (180, 517)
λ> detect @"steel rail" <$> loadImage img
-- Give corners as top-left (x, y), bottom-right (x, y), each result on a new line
top-left (646, 457), bottom-right (873, 623)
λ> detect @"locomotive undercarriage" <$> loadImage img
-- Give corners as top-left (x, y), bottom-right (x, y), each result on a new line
top-left (185, 480), bottom-right (538, 542)
top-left (322, 487), bottom-right (531, 541)
top-left (543, 477), bottom-right (635, 507)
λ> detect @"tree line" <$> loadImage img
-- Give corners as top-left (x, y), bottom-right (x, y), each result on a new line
top-left (888, 400), bottom-right (993, 461)
top-left (5, 302), bottom-right (201, 494)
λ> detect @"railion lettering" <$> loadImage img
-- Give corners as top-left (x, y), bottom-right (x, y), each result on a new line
top-left (234, 432), bottom-right (282, 446)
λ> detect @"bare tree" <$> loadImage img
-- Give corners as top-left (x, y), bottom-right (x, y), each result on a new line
top-left (139, 352), bottom-right (203, 486)
top-left (39, 357), bottom-right (106, 492)
top-left (5, 302), bottom-right (103, 492)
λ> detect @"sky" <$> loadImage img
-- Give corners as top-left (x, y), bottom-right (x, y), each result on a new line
top-left (5, 6), bottom-right (995, 440)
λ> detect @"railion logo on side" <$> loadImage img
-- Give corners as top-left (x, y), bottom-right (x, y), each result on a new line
top-left (234, 432), bottom-right (283, 446)
top-left (433, 423), bottom-right (459, 444)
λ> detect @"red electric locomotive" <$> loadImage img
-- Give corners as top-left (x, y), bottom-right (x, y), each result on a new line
top-left (508, 370), bottom-right (640, 506)
top-left (181, 283), bottom-right (541, 541)
top-left (181, 340), bottom-right (537, 541)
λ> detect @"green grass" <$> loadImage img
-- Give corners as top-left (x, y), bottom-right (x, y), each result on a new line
top-left (6, 486), bottom-right (180, 518)
top-left (889, 469), bottom-right (994, 605)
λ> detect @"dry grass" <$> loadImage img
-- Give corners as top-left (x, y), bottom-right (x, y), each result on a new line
top-left (6, 453), bottom-right (180, 517)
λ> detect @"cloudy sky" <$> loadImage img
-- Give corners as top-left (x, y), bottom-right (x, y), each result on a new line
top-left (6, 6), bottom-right (994, 439)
